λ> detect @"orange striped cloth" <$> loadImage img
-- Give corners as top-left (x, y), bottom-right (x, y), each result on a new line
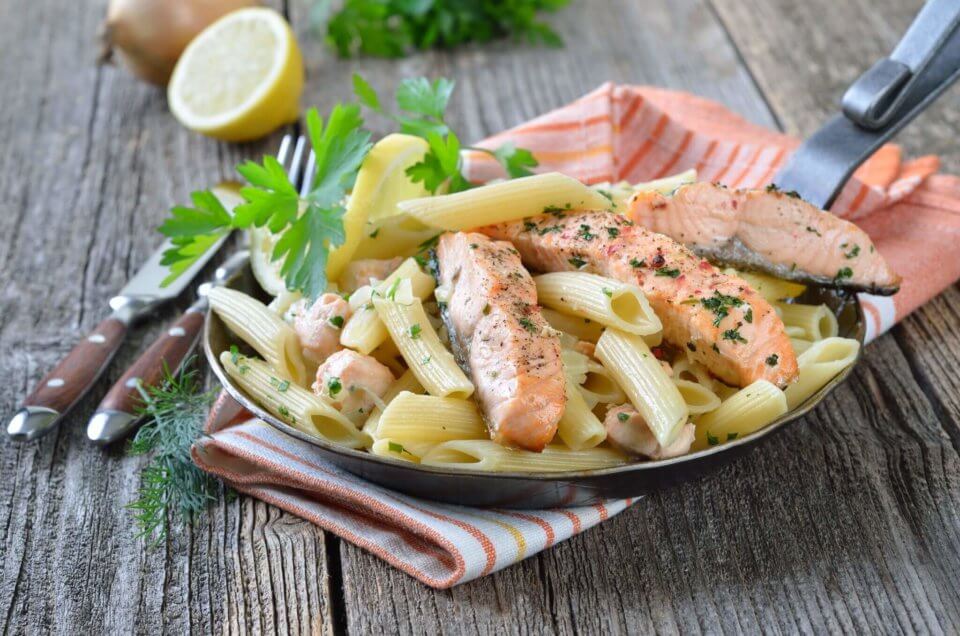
top-left (193, 83), bottom-right (960, 589)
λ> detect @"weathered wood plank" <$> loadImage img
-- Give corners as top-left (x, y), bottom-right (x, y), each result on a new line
top-left (0, 0), bottom-right (336, 633)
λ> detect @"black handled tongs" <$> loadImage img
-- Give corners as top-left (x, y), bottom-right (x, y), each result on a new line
top-left (774, 0), bottom-right (960, 209)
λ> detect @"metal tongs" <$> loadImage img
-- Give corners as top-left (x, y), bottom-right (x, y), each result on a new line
top-left (775, 0), bottom-right (960, 209)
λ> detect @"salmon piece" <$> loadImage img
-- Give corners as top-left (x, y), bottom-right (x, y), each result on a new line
top-left (313, 349), bottom-right (395, 423)
top-left (338, 257), bottom-right (404, 293)
top-left (628, 182), bottom-right (900, 294)
top-left (436, 232), bottom-right (565, 451)
top-left (291, 293), bottom-right (352, 364)
top-left (481, 211), bottom-right (798, 388)
top-left (605, 404), bottom-right (695, 459)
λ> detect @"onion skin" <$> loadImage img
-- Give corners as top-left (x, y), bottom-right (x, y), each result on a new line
top-left (100, 0), bottom-right (261, 86)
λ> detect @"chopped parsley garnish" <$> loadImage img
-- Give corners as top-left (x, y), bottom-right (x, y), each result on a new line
top-left (422, 355), bottom-right (432, 365)
top-left (602, 287), bottom-right (613, 298)
top-left (606, 226), bottom-right (620, 238)
top-left (655, 267), bottom-right (681, 278)
top-left (482, 303), bottom-right (491, 315)
top-left (409, 323), bottom-right (422, 339)
top-left (238, 364), bottom-right (250, 375)
top-left (843, 244), bottom-right (860, 259)
top-left (835, 267), bottom-right (853, 282)
top-left (805, 226), bottom-right (822, 236)
top-left (278, 405), bottom-right (291, 419)
top-left (744, 308), bottom-right (753, 323)
top-left (388, 441), bottom-right (408, 455)
top-left (765, 353), bottom-right (779, 366)
top-left (577, 224), bottom-right (597, 241)
top-left (712, 343), bottom-right (720, 353)
top-left (327, 377), bottom-right (342, 396)
top-left (707, 431), bottom-right (720, 446)
top-left (269, 376), bottom-right (291, 393)
top-left (385, 277), bottom-right (402, 300)
top-left (369, 228), bottom-right (380, 238)
top-left (523, 219), bottom-right (537, 232)
top-left (630, 258), bottom-right (647, 268)
top-left (518, 317), bottom-right (538, 333)
top-left (700, 291), bottom-right (744, 326)
top-left (230, 344), bottom-right (240, 365)
top-left (722, 328), bottom-right (747, 344)
top-left (328, 315), bottom-right (345, 329)
top-left (537, 225), bottom-right (563, 236)
top-left (765, 183), bottom-right (801, 198)
top-left (686, 342), bottom-right (697, 352)
top-left (568, 256), bottom-right (587, 269)
top-left (617, 412), bottom-right (629, 422)
top-left (727, 432), bottom-right (739, 441)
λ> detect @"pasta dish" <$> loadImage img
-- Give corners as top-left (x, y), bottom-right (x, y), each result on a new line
top-left (209, 167), bottom-right (877, 473)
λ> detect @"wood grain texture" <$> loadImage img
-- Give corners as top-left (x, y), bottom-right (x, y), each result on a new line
top-left (2, 0), bottom-right (959, 633)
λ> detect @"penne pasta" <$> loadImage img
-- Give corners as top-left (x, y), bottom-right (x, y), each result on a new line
top-left (593, 169), bottom-right (697, 209)
top-left (579, 361), bottom-right (627, 406)
top-left (218, 351), bottom-right (367, 448)
top-left (534, 272), bottom-right (661, 336)
top-left (542, 308), bottom-right (605, 342)
top-left (561, 348), bottom-right (590, 386)
top-left (353, 214), bottom-right (440, 260)
top-left (692, 379), bottom-right (787, 450)
top-left (784, 337), bottom-right (860, 409)
top-left (397, 172), bottom-right (612, 230)
top-left (376, 392), bottom-right (487, 442)
top-left (557, 378), bottom-right (607, 450)
top-left (420, 440), bottom-right (627, 473)
top-left (373, 290), bottom-right (474, 399)
top-left (790, 337), bottom-right (813, 355)
top-left (595, 329), bottom-right (688, 447)
top-left (671, 357), bottom-right (715, 390)
top-left (776, 302), bottom-right (839, 342)
top-left (723, 268), bottom-right (806, 302)
top-left (673, 378), bottom-right (722, 415)
top-left (370, 438), bottom-right (436, 464)
top-left (208, 287), bottom-right (307, 386)
top-left (361, 369), bottom-right (425, 440)
top-left (341, 258), bottom-right (436, 354)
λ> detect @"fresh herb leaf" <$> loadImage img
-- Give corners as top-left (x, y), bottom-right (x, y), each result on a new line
top-left (230, 345), bottom-right (240, 366)
top-left (835, 267), bottom-right (853, 282)
top-left (617, 412), bottom-right (629, 422)
top-left (328, 377), bottom-right (343, 396)
top-left (568, 256), bottom-right (587, 269)
top-left (518, 317), bottom-right (538, 333)
top-left (843, 244), bottom-right (860, 259)
top-left (388, 441), bottom-right (408, 454)
top-left (744, 308), bottom-right (753, 324)
top-left (126, 362), bottom-right (221, 545)
top-left (630, 258), bottom-right (646, 268)
top-left (655, 267), bottom-right (681, 278)
top-left (322, 0), bottom-right (569, 59)
top-left (490, 142), bottom-right (538, 178)
top-left (706, 431), bottom-right (719, 446)
top-left (602, 287), bottom-right (613, 298)
top-left (722, 328), bottom-right (747, 344)
top-left (409, 323), bottom-right (422, 339)
top-left (329, 315), bottom-right (345, 329)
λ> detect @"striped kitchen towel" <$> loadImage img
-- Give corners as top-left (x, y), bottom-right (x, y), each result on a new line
top-left (193, 83), bottom-right (960, 589)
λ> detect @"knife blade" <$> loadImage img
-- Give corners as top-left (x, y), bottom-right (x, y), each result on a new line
top-left (6, 183), bottom-right (243, 442)
top-left (86, 250), bottom-right (250, 444)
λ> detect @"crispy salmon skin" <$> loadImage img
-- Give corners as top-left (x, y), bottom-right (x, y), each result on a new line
top-left (628, 182), bottom-right (900, 294)
top-left (480, 211), bottom-right (798, 388)
top-left (436, 232), bottom-right (565, 451)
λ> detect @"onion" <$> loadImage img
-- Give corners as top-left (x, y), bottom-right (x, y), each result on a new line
top-left (99, 0), bottom-right (261, 86)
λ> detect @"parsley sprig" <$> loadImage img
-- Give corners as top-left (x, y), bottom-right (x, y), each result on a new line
top-left (319, 0), bottom-right (569, 59)
top-left (159, 104), bottom-right (372, 299)
top-left (353, 75), bottom-right (538, 194)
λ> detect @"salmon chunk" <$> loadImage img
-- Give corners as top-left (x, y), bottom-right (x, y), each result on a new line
top-left (313, 349), bottom-right (395, 422)
top-left (436, 232), bottom-right (565, 451)
top-left (338, 257), bottom-right (404, 293)
top-left (291, 293), bottom-right (352, 364)
top-left (628, 182), bottom-right (900, 294)
top-left (605, 404), bottom-right (695, 459)
top-left (481, 211), bottom-right (798, 388)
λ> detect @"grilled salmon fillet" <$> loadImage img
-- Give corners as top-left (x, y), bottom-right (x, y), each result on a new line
top-left (436, 232), bottom-right (565, 451)
top-left (628, 182), bottom-right (901, 294)
top-left (480, 212), bottom-right (798, 388)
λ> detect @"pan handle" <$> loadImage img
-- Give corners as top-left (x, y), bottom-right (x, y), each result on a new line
top-left (772, 0), bottom-right (960, 209)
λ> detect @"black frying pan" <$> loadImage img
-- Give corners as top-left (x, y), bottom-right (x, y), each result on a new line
top-left (203, 0), bottom-right (960, 508)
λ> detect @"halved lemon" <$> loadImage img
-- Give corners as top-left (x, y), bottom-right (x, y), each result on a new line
top-left (168, 8), bottom-right (303, 142)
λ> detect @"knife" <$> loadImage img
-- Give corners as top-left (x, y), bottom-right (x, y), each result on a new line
top-left (86, 250), bottom-right (250, 444)
top-left (5, 184), bottom-right (243, 442)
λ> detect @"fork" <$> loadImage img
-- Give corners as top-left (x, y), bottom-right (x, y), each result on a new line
top-left (85, 134), bottom-right (316, 444)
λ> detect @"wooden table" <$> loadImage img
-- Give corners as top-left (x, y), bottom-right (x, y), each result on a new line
top-left (3, 0), bottom-right (959, 632)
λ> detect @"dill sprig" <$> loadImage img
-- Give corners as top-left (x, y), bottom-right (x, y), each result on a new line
top-left (126, 363), bottom-right (221, 544)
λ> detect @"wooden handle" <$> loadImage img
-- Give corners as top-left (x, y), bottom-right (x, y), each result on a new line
top-left (98, 310), bottom-right (205, 415)
top-left (23, 315), bottom-right (128, 414)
